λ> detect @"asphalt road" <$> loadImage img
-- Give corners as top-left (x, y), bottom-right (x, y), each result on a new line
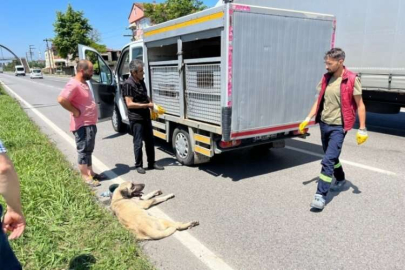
top-left (1, 73), bottom-right (405, 270)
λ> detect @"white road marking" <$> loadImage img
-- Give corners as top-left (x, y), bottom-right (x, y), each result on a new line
top-left (0, 79), bottom-right (235, 270)
top-left (43, 77), bottom-right (70, 83)
top-left (286, 146), bottom-right (397, 176)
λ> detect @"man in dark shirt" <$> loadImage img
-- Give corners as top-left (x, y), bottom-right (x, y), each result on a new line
top-left (123, 59), bottom-right (164, 174)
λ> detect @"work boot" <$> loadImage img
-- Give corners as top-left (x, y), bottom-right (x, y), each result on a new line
top-left (330, 179), bottom-right (346, 192)
top-left (310, 194), bottom-right (325, 210)
top-left (148, 163), bottom-right (164, 170)
top-left (136, 167), bottom-right (146, 174)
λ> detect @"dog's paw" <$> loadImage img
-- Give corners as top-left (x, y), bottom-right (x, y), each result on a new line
top-left (167, 193), bottom-right (175, 199)
top-left (155, 190), bottom-right (163, 196)
top-left (189, 221), bottom-right (199, 228)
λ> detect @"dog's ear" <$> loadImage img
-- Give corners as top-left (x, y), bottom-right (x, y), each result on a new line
top-left (120, 188), bottom-right (131, 199)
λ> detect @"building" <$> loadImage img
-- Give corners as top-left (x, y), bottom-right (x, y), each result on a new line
top-left (128, 3), bottom-right (153, 40)
top-left (44, 48), bottom-right (76, 74)
top-left (101, 49), bottom-right (121, 62)
top-left (101, 49), bottom-right (122, 70)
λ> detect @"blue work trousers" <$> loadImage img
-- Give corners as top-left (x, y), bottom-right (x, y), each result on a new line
top-left (316, 121), bottom-right (346, 196)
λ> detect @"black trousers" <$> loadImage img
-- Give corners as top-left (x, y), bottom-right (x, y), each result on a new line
top-left (130, 120), bottom-right (155, 168)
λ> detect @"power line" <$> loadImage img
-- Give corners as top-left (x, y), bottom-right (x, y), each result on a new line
top-left (29, 45), bottom-right (35, 61)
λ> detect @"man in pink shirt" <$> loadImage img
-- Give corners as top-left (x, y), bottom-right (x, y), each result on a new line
top-left (57, 60), bottom-right (106, 186)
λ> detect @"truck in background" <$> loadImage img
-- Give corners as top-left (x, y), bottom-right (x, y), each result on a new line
top-left (79, 0), bottom-right (335, 165)
top-left (225, 0), bottom-right (405, 114)
top-left (14, 65), bottom-right (25, 76)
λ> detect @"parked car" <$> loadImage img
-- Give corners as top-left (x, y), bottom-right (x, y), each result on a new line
top-left (15, 65), bottom-right (25, 76)
top-left (30, 69), bottom-right (43, 79)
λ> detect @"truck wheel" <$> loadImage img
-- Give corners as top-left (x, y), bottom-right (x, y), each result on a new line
top-left (172, 128), bottom-right (194, 165)
top-left (112, 105), bottom-right (126, 133)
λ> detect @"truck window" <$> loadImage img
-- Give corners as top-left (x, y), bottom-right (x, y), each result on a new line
top-left (84, 50), bottom-right (112, 84)
top-left (118, 50), bottom-right (130, 81)
top-left (131, 47), bottom-right (143, 61)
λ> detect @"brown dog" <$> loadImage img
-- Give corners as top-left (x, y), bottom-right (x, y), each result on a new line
top-left (111, 182), bottom-right (199, 240)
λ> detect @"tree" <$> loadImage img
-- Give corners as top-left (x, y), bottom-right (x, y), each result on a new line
top-left (88, 29), bottom-right (101, 43)
top-left (53, 5), bottom-right (106, 60)
top-left (28, 61), bottom-right (45, 69)
top-left (144, 0), bottom-right (206, 24)
top-left (3, 61), bottom-right (16, 72)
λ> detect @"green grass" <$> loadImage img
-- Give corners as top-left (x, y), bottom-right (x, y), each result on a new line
top-left (0, 87), bottom-right (154, 269)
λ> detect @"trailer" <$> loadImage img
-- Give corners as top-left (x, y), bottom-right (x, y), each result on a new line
top-left (79, 0), bottom-right (335, 165)
top-left (224, 0), bottom-right (405, 114)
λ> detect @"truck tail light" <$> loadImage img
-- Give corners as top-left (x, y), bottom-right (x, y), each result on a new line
top-left (219, 140), bottom-right (241, 148)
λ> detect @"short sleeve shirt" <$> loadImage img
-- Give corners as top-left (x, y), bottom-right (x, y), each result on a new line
top-left (122, 76), bottom-right (150, 121)
top-left (0, 140), bottom-right (6, 153)
top-left (317, 76), bottom-right (362, 125)
top-left (59, 78), bottom-right (98, 131)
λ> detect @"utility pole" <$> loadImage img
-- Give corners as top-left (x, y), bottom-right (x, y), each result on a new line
top-left (29, 45), bottom-right (35, 62)
top-left (44, 38), bottom-right (53, 74)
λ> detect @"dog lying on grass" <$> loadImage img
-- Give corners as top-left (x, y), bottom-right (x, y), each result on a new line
top-left (111, 182), bottom-right (199, 240)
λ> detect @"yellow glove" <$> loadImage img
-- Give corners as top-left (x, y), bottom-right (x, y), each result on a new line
top-left (153, 103), bottom-right (166, 115)
top-left (356, 128), bottom-right (368, 145)
top-left (150, 110), bottom-right (159, 120)
top-left (298, 117), bottom-right (311, 134)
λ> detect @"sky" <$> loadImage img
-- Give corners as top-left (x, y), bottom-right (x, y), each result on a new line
top-left (0, 0), bottom-right (219, 60)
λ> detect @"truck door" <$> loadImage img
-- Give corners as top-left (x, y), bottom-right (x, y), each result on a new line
top-left (78, 44), bottom-right (116, 121)
top-left (129, 43), bottom-right (148, 93)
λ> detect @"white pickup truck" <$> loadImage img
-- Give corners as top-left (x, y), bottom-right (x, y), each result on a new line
top-left (79, 0), bottom-right (334, 165)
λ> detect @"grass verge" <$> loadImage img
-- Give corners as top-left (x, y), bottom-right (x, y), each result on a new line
top-left (0, 86), bottom-right (153, 269)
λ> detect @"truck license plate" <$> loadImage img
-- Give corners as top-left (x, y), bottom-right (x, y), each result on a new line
top-left (253, 134), bottom-right (276, 142)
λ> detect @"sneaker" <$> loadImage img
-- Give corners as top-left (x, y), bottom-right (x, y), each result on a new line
top-left (137, 167), bottom-right (146, 174)
top-left (330, 179), bottom-right (346, 192)
top-left (148, 163), bottom-right (164, 170)
top-left (310, 194), bottom-right (325, 210)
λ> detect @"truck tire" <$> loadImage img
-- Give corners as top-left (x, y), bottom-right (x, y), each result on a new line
top-left (111, 105), bottom-right (126, 133)
top-left (172, 128), bottom-right (194, 166)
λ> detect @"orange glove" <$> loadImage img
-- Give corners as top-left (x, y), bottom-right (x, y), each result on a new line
top-left (150, 110), bottom-right (159, 120)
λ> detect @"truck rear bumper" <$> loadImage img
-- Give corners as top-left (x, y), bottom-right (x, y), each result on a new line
top-left (214, 132), bottom-right (309, 154)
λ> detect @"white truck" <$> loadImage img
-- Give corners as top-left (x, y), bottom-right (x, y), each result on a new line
top-left (14, 65), bottom-right (26, 76)
top-left (79, 0), bottom-right (335, 165)
top-left (230, 0), bottom-right (405, 114)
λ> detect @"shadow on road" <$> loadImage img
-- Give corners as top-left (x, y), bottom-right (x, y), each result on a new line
top-left (97, 109), bottom-right (404, 181)
top-left (23, 103), bottom-right (60, 109)
top-left (196, 139), bottom-right (324, 181)
top-left (309, 178), bottom-right (362, 213)
top-left (102, 132), bottom-right (127, 140)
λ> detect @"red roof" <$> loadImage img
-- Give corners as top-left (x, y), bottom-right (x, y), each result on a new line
top-left (128, 2), bottom-right (145, 19)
